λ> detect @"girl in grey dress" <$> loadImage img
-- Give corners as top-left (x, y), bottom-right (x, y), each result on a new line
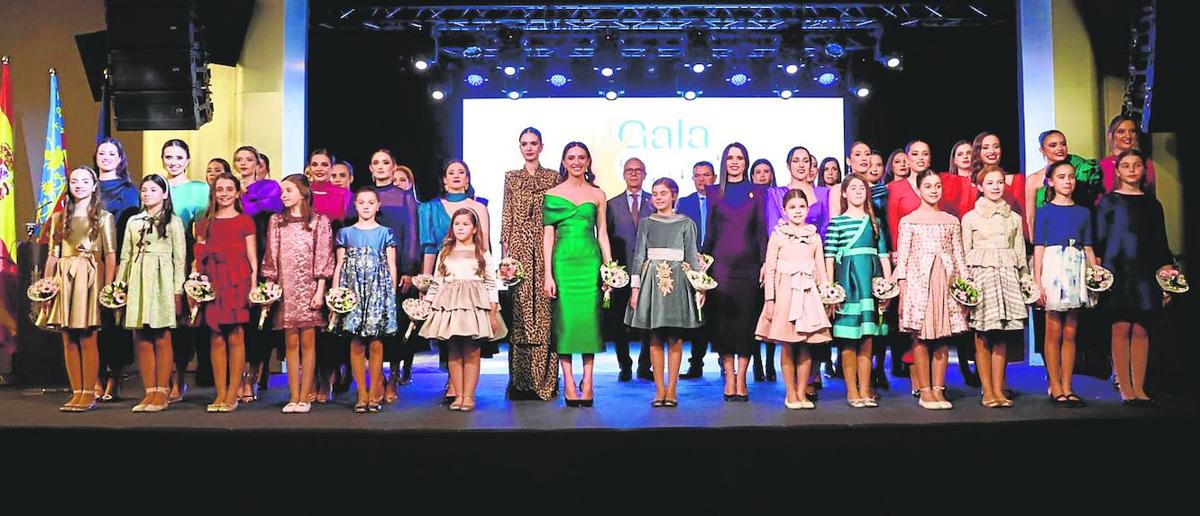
top-left (625, 178), bottom-right (705, 407)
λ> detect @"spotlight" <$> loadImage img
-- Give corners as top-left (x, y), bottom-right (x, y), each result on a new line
top-left (548, 73), bottom-right (569, 87)
top-left (507, 90), bottom-right (521, 100)
top-left (683, 90), bottom-right (697, 100)
top-left (465, 72), bottom-right (486, 87)
top-left (463, 46), bottom-right (483, 59)
top-left (430, 89), bottom-right (445, 101)
top-left (429, 80), bottom-right (451, 101)
top-left (784, 64), bottom-right (799, 75)
top-left (886, 56), bottom-right (902, 69)
top-left (824, 42), bottom-right (845, 59)
top-left (691, 63), bottom-right (707, 74)
top-left (815, 66), bottom-right (839, 87)
top-left (728, 72), bottom-right (749, 87)
top-left (604, 90), bottom-right (618, 100)
top-left (855, 86), bottom-right (871, 98)
top-left (779, 89), bottom-right (793, 99)
top-left (503, 65), bottom-right (518, 77)
top-left (600, 66), bottom-right (614, 78)
top-left (414, 59), bottom-right (429, 71)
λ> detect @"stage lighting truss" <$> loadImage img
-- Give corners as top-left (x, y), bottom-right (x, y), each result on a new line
top-left (1121, 0), bottom-right (1156, 131)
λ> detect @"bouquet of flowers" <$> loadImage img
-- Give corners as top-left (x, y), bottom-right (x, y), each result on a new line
top-left (99, 281), bottom-right (128, 309)
top-left (248, 281), bottom-right (283, 329)
top-left (324, 287), bottom-right (357, 332)
top-left (819, 283), bottom-right (847, 305)
top-left (871, 277), bottom-right (899, 301)
top-left (401, 298), bottom-right (433, 339)
top-left (950, 276), bottom-right (981, 307)
top-left (1020, 275), bottom-right (1041, 305)
top-left (599, 261), bottom-right (630, 309)
top-left (1085, 265), bottom-right (1113, 292)
top-left (695, 253), bottom-right (715, 273)
top-left (99, 281), bottom-right (127, 325)
top-left (27, 278), bottom-right (59, 303)
top-left (1156, 269), bottom-right (1189, 294)
top-left (183, 272), bottom-right (215, 325)
top-left (498, 257), bottom-right (525, 287)
top-left (411, 274), bottom-right (435, 293)
top-left (682, 267), bottom-right (718, 322)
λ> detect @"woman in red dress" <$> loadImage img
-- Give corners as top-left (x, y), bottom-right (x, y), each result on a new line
top-left (939, 140), bottom-right (976, 218)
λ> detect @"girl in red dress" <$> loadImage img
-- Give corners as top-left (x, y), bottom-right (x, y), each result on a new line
top-left (194, 172), bottom-right (257, 412)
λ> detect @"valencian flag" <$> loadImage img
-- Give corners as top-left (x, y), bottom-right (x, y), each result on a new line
top-left (37, 68), bottom-right (67, 225)
top-left (0, 57), bottom-right (16, 256)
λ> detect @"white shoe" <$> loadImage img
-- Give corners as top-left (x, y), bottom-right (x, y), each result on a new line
top-left (848, 399), bottom-right (867, 408)
top-left (785, 399), bottom-right (803, 410)
top-left (799, 399), bottom-right (816, 410)
top-left (939, 400), bottom-right (953, 410)
top-left (863, 398), bottom-right (879, 408)
top-left (294, 402), bottom-right (311, 413)
top-left (918, 399), bottom-right (940, 410)
top-left (131, 403), bottom-right (147, 413)
top-left (282, 402), bottom-right (298, 413)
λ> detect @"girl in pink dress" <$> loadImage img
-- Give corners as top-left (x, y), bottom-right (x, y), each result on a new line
top-left (261, 175), bottom-right (334, 414)
top-left (755, 189), bottom-right (832, 410)
top-left (894, 170), bottom-right (970, 410)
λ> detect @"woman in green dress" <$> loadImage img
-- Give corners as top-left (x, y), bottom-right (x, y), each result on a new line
top-left (542, 142), bottom-right (613, 407)
top-left (625, 178), bottom-right (704, 408)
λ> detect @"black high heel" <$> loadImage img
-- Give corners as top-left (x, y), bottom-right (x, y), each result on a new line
top-left (579, 380), bottom-right (593, 408)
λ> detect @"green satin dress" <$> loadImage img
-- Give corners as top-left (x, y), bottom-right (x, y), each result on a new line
top-left (543, 194), bottom-right (604, 355)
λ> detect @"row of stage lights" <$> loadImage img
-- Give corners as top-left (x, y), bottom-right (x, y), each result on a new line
top-left (415, 41), bottom-right (901, 102)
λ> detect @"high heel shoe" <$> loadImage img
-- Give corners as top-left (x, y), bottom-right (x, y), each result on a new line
top-left (578, 380), bottom-right (593, 408)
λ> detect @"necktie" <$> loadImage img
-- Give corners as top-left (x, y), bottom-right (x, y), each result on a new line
top-left (631, 194), bottom-right (640, 224)
top-left (699, 196), bottom-right (707, 242)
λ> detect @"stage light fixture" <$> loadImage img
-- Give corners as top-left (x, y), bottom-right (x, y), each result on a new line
top-left (600, 67), bottom-right (614, 78)
top-left (414, 59), bottom-right (429, 71)
top-left (503, 65), bottom-right (518, 77)
top-left (691, 63), bottom-right (707, 74)
top-left (729, 73), bottom-right (748, 87)
top-left (815, 65), bottom-right (840, 87)
top-left (886, 56), bottom-right (902, 69)
top-left (683, 90), bottom-right (697, 100)
top-left (779, 89), bottom-right (793, 99)
top-left (463, 46), bottom-right (483, 59)
top-left (784, 64), bottom-right (800, 75)
top-left (855, 86), bottom-right (871, 98)
top-left (605, 90), bottom-right (618, 101)
top-left (507, 90), bottom-right (521, 100)
top-left (465, 72), bottom-right (486, 87)
top-left (549, 73), bottom-right (569, 87)
top-left (824, 43), bottom-right (845, 59)
top-left (431, 89), bottom-right (445, 101)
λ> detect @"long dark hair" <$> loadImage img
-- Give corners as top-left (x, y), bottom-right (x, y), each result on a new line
top-left (201, 172), bottom-right (243, 240)
top-left (750, 158), bottom-right (776, 185)
top-left (884, 149), bottom-right (907, 183)
top-left (818, 156), bottom-right (841, 186)
top-left (207, 158), bottom-right (231, 175)
top-left (95, 137), bottom-right (130, 179)
top-left (440, 158), bottom-right (475, 197)
top-left (140, 174), bottom-right (176, 238)
top-left (58, 165), bottom-right (106, 247)
top-left (558, 142), bottom-right (596, 185)
top-left (718, 142), bottom-right (749, 195)
top-left (437, 208), bottom-right (488, 278)
top-left (947, 139), bottom-right (971, 179)
top-left (970, 131), bottom-right (1003, 183)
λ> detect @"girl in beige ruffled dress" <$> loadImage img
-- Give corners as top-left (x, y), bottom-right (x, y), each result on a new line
top-left (419, 208), bottom-right (507, 412)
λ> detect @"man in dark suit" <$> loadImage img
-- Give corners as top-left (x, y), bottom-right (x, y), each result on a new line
top-left (675, 161), bottom-right (716, 379)
top-left (606, 157), bottom-right (655, 381)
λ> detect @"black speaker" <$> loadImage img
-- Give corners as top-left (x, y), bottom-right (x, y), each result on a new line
top-left (74, 31), bottom-right (109, 102)
top-left (106, 0), bottom-right (212, 130)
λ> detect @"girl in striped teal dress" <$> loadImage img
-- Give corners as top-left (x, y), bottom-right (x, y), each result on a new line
top-left (824, 174), bottom-right (893, 408)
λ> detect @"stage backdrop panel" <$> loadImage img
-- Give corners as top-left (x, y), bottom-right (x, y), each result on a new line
top-left (463, 96), bottom-right (846, 253)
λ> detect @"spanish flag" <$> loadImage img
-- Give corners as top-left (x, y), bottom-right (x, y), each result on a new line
top-left (0, 57), bottom-right (15, 257)
top-left (37, 68), bottom-right (67, 225)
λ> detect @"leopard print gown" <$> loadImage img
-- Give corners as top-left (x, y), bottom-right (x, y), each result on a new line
top-left (502, 166), bottom-right (561, 400)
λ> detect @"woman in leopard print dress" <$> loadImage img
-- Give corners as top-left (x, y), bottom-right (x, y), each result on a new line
top-left (503, 127), bottom-right (561, 400)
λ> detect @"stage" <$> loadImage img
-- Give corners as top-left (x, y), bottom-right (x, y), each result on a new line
top-left (2, 346), bottom-right (1196, 489)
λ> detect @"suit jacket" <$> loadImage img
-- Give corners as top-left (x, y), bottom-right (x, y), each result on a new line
top-left (606, 190), bottom-right (654, 267)
top-left (677, 192), bottom-right (709, 243)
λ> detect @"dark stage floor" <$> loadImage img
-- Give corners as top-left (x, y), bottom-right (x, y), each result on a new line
top-left (2, 345), bottom-right (1195, 431)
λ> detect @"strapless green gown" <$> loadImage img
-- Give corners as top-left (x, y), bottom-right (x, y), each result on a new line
top-left (542, 194), bottom-right (604, 354)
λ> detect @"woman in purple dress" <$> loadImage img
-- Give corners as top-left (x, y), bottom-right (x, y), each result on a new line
top-left (232, 145), bottom-right (281, 402)
top-left (702, 142), bottom-right (768, 401)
